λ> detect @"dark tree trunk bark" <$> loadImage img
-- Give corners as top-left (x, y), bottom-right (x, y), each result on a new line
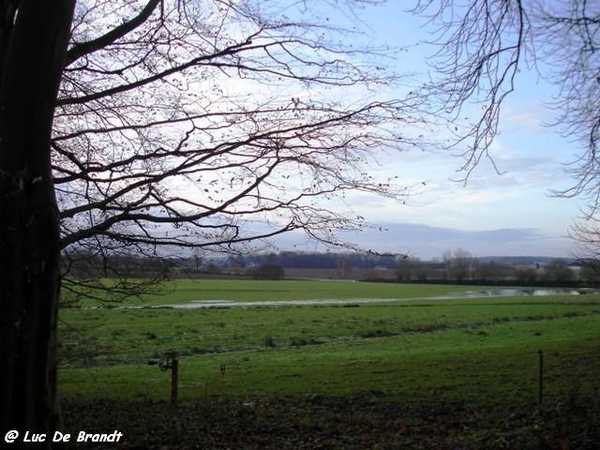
top-left (0, 1), bottom-right (74, 447)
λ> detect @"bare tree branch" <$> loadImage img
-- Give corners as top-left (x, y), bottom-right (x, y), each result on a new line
top-left (412, 0), bottom-right (529, 181)
top-left (66, 0), bottom-right (162, 66)
top-left (52, 0), bottom-right (427, 288)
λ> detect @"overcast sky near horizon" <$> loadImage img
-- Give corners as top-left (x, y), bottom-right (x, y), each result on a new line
top-left (269, 1), bottom-right (586, 260)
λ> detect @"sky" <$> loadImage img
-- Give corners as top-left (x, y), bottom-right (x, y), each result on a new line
top-left (267, 1), bottom-right (587, 260)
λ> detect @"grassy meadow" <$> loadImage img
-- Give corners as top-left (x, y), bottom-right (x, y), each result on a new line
top-left (59, 279), bottom-right (600, 408)
top-left (70, 278), bottom-right (480, 305)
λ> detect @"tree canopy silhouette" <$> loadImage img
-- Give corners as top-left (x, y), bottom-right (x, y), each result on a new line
top-left (56, 0), bottom-right (427, 294)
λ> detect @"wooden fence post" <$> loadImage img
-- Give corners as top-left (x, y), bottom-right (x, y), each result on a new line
top-left (170, 355), bottom-right (179, 406)
top-left (538, 349), bottom-right (544, 406)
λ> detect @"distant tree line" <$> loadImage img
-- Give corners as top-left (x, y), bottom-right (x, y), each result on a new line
top-left (395, 249), bottom-right (596, 287)
top-left (63, 248), bottom-right (600, 287)
top-left (62, 251), bottom-right (174, 279)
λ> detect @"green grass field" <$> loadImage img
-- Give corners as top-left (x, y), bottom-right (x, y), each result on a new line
top-left (59, 279), bottom-right (600, 409)
top-left (69, 278), bottom-right (481, 305)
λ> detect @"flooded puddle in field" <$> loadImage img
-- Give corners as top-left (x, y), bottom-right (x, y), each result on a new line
top-left (120, 287), bottom-right (587, 309)
top-left (426, 288), bottom-right (584, 300)
top-left (155, 298), bottom-right (400, 309)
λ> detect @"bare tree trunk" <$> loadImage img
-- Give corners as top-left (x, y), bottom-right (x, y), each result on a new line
top-left (0, 1), bottom-right (74, 446)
